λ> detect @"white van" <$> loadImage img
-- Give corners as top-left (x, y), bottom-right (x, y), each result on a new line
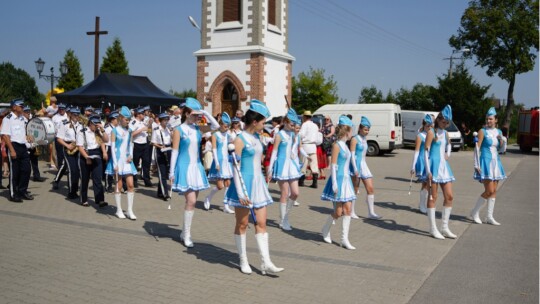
top-left (313, 103), bottom-right (403, 156)
top-left (401, 110), bottom-right (463, 151)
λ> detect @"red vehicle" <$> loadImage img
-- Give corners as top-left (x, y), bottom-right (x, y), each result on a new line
top-left (517, 107), bottom-right (539, 152)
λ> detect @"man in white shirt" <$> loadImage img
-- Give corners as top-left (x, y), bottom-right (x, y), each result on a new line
top-left (168, 104), bottom-right (183, 130)
top-left (299, 111), bottom-right (320, 188)
top-left (46, 96), bottom-right (58, 118)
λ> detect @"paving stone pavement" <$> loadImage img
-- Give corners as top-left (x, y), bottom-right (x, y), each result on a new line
top-left (0, 147), bottom-right (528, 304)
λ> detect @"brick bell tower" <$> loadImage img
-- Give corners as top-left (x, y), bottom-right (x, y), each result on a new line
top-left (195, 0), bottom-right (294, 118)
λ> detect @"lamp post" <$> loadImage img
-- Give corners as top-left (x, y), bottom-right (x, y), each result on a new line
top-left (34, 57), bottom-right (68, 94)
top-left (445, 48), bottom-right (470, 79)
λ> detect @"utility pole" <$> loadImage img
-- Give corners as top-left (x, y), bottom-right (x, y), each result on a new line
top-left (86, 16), bottom-right (108, 79)
top-left (444, 48), bottom-right (470, 79)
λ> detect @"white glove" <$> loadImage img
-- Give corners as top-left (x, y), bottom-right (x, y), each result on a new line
top-left (350, 153), bottom-right (359, 176)
top-left (498, 135), bottom-right (507, 153)
top-left (446, 143), bottom-right (451, 159)
top-left (232, 158), bottom-right (246, 200)
top-left (411, 150), bottom-right (419, 173)
top-left (169, 149), bottom-right (179, 180)
top-left (212, 148), bottom-right (220, 170)
top-left (267, 146), bottom-right (278, 179)
top-left (202, 110), bottom-right (220, 130)
top-left (331, 164), bottom-right (338, 194)
top-left (424, 149), bottom-right (431, 175)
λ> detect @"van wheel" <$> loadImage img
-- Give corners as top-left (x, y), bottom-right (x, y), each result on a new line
top-left (367, 142), bottom-right (379, 156)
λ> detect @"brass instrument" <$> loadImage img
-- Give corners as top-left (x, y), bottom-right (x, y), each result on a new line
top-left (79, 114), bottom-right (89, 127)
top-left (66, 144), bottom-right (79, 155)
top-left (66, 120), bottom-right (80, 155)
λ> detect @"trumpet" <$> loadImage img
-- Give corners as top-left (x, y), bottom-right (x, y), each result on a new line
top-left (66, 144), bottom-right (79, 155)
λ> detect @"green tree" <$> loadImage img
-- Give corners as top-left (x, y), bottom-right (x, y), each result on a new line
top-left (394, 83), bottom-right (435, 110)
top-left (291, 67), bottom-right (339, 113)
top-left (170, 88), bottom-right (197, 99)
top-left (431, 63), bottom-right (491, 132)
top-left (100, 37), bottom-right (130, 74)
top-left (450, 0), bottom-right (539, 135)
top-left (57, 49), bottom-right (84, 91)
top-left (0, 62), bottom-right (44, 109)
top-left (358, 85), bottom-right (384, 104)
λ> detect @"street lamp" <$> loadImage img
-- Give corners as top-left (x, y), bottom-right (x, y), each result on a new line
top-left (34, 57), bottom-right (68, 95)
top-left (445, 48), bottom-right (470, 79)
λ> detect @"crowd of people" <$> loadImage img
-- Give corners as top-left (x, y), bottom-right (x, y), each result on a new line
top-left (0, 96), bottom-right (507, 275)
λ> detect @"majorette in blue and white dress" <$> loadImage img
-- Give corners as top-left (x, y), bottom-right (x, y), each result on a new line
top-left (349, 134), bottom-right (373, 179)
top-left (474, 127), bottom-right (506, 181)
top-left (171, 124), bottom-right (210, 193)
top-left (271, 130), bottom-right (303, 181)
top-left (105, 126), bottom-right (138, 176)
top-left (427, 129), bottom-right (455, 183)
top-left (321, 141), bottom-right (356, 203)
top-left (412, 131), bottom-right (428, 182)
top-left (224, 132), bottom-right (273, 209)
top-left (208, 131), bottom-right (233, 180)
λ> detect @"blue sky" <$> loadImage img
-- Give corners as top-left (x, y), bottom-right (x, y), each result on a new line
top-left (1, 0), bottom-right (538, 108)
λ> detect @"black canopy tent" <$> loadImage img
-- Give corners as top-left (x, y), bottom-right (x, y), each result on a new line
top-left (55, 73), bottom-right (183, 109)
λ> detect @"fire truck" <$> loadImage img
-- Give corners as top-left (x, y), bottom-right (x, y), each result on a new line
top-left (517, 107), bottom-right (539, 152)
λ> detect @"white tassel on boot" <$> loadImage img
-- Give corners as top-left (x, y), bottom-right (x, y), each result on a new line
top-left (366, 194), bottom-right (382, 219)
top-left (114, 193), bottom-right (126, 219)
top-left (440, 207), bottom-right (457, 239)
top-left (419, 189), bottom-right (428, 214)
top-left (234, 234), bottom-right (252, 274)
top-left (341, 215), bottom-right (356, 250)
top-left (321, 215), bottom-right (334, 244)
top-left (351, 199), bottom-right (360, 219)
top-left (485, 198), bottom-right (501, 225)
top-left (126, 192), bottom-right (136, 220)
top-left (204, 187), bottom-right (218, 210)
top-left (470, 197), bottom-right (486, 224)
top-left (427, 208), bottom-right (445, 240)
top-left (255, 233), bottom-right (284, 275)
top-left (180, 210), bottom-right (194, 247)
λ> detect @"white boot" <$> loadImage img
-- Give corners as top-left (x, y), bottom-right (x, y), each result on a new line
top-left (470, 197), bottom-right (486, 224)
top-left (114, 193), bottom-right (125, 219)
top-left (255, 233), bottom-right (284, 275)
top-left (204, 187), bottom-right (218, 210)
top-left (293, 200), bottom-right (300, 206)
top-left (279, 201), bottom-right (292, 231)
top-left (419, 189), bottom-right (428, 214)
top-left (440, 207), bottom-right (457, 239)
top-left (234, 234), bottom-right (252, 274)
top-left (180, 210), bottom-right (194, 247)
top-left (126, 192), bottom-right (136, 220)
top-left (485, 198), bottom-right (501, 225)
top-left (350, 200), bottom-right (360, 219)
top-left (366, 194), bottom-right (382, 219)
top-left (427, 208), bottom-right (445, 240)
top-left (341, 215), bottom-right (356, 250)
top-left (321, 215), bottom-right (334, 244)
top-left (223, 204), bottom-right (235, 214)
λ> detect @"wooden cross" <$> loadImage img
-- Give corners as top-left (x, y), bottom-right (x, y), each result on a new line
top-left (86, 16), bottom-right (108, 79)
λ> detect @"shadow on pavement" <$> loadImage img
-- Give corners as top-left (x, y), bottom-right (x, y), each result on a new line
top-left (384, 176), bottom-right (413, 183)
top-left (308, 205), bottom-right (334, 215)
top-left (143, 221), bottom-right (181, 241)
top-left (377, 201), bottom-right (423, 214)
top-left (362, 218), bottom-right (429, 237)
top-left (185, 242), bottom-right (240, 271)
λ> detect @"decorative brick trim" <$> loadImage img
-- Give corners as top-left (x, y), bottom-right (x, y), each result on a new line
top-left (196, 56), bottom-right (209, 105)
top-left (286, 60), bottom-right (292, 105)
top-left (207, 70), bottom-right (247, 115)
top-left (247, 53), bottom-right (266, 100)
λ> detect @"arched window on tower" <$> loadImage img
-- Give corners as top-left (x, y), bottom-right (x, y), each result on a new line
top-left (223, 0), bottom-right (241, 22)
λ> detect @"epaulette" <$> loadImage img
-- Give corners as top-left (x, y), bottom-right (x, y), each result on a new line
top-left (63, 120), bottom-right (70, 125)
top-left (81, 127), bottom-right (88, 132)
top-left (131, 120), bottom-right (136, 125)
top-left (62, 119), bottom-right (68, 123)
top-left (6, 113), bottom-right (12, 119)
top-left (153, 127), bottom-right (159, 131)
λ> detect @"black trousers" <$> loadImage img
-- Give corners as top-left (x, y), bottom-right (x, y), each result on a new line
top-left (104, 146), bottom-right (114, 188)
top-left (29, 147), bottom-right (40, 179)
top-left (133, 142), bottom-right (151, 183)
top-left (53, 140), bottom-right (67, 183)
top-left (6, 143), bottom-right (30, 198)
top-left (155, 147), bottom-right (171, 197)
top-left (79, 148), bottom-right (104, 204)
top-left (64, 149), bottom-right (80, 195)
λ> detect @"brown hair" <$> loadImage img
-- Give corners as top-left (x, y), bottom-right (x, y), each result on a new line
top-left (335, 124), bottom-right (351, 140)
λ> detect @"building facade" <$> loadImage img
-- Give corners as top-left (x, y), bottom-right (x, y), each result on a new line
top-left (195, 0), bottom-right (294, 118)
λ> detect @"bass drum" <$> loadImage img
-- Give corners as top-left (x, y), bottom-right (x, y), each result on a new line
top-left (27, 117), bottom-right (56, 145)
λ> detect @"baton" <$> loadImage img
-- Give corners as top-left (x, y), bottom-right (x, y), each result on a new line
top-left (408, 173), bottom-right (414, 195)
top-left (228, 144), bottom-right (257, 225)
top-left (428, 178), bottom-right (433, 201)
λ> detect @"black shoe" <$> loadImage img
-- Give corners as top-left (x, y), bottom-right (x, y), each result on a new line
top-left (298, 176), bottom-right (305, 187)
top-left (67, 193), bottom-right (79, 199)
top-left (21, 193), bottom-right (34, 200)
top-left (157, 193), bottom-right (165, 199)
top-left (144, 181), bottom-right (153, 187)
top-left (9, 196), bottom-right (23, 203)
top-left (309, 174), bottom-right (318, 189)
top-left (52, 182), bottom-right (59, 190)
top-left (133, 183), bottom-right (139, 188)
top-left (106, 186), bottom-right (114, 193)
top-left (98, 201), bottom-right (108, 208)
top-left (32, 177), bottom-right (46, 182)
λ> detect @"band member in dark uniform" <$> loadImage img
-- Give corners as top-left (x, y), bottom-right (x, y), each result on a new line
top-left (51, 103), bottom-right (69, 189)
top-left (55, 107), bottom-right (82, 199)
top-left (130, 107), bottom-right (153, 187)
top-left (77, 115), bottom-right (109, 207)
top-left (151, 112), bottom-right (172, 200)
top-left (1, 98), bottom-right (33, 202)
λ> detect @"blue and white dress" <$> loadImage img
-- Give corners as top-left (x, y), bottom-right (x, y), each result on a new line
top-left (224, 132), bottom-right (273, 209)
top-left (413, 131), bottom-right (428, 181)
top-left (321, 141), bottom-right (356, 203)
top-left (105, 126), bottom-right (138, 176)
top-left (428, 129), bottom-right (455, 183)
top-left (271, 130), bottom-right (303, 181)
top-left (171, 124), bottom-right (210, 193)
top-left (474, 127), bottom-right (506, 181)
top-left (350, 134), bottom-right (373, 179)
top-left (208, 131), bottom-right (233, 180)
